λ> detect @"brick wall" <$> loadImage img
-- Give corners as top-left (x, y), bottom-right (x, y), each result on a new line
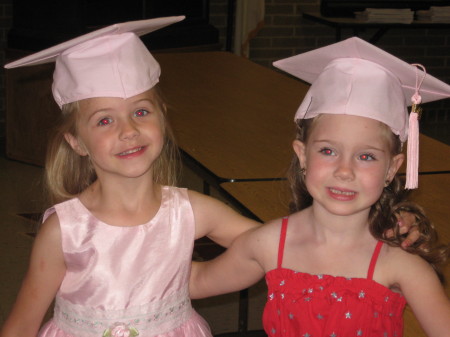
top-left (210, 0), bottom-right (450, 137)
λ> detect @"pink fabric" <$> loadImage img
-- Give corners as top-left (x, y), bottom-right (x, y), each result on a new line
top-left (292, 57), bottom-right (410, 142)
top-left (52, 32), bottom-right (161, 108)
top-left (4, 16), bottom-right (185, 108)
top-left (406, 111), bottom-right (420, 189)
top-left (263, 218), bottom-right (406, 337)
top-left (405, 65), bottom-right (425, 189)
top-left (38, 186), bottom-right (211, 337)
top-left (273, 37), bottom-right (450, 109)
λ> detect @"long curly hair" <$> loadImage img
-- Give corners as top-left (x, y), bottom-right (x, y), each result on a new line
top-left (288, 117), bottom-right (449, 283)
top-left (44, 85), bottom-right (180, 205)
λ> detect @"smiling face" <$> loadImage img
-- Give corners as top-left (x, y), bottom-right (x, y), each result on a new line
top-left (293, 114), bottom-right (404, 218)
top-left (64, 89), bottom-right (165, 182)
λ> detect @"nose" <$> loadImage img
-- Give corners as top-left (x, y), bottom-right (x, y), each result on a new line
top-left (119, 118), bottom-right (139, 141)
top-left (334, 157), bottom-right (355, 181)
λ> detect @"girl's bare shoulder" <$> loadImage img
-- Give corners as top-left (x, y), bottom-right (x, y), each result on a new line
top-left (243, 217), bottom-right (290, 269)
top-left (378, 243), bottom-right (436, 290)
top-left (38, 212), bottom-right (61, 239)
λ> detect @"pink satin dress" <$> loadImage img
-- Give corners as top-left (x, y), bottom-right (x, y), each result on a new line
top-left (38, 186), bottom-right (212, 337)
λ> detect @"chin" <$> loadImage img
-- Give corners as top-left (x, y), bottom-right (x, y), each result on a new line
top-left (315, 200), bottom-right (371, 217)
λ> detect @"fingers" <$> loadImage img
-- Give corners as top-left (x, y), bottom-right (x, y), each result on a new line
top-left (384, 228), bottom-right (395, 238)
top-left (396, 211), bottom-right (416, 233)
top-left (394, 211), bottom-right (420, 248)
top-left (385, 212), bottom-right (412, 238)
top-left (401, 226), bottom-right (421, 249)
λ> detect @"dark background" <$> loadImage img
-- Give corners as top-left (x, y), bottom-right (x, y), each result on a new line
top-left (7, 0), bottom-right (219, 51)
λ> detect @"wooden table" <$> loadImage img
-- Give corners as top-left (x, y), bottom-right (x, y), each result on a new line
top-left (221, 173), bottom-right (450, 337)
top-left (5, 50), bottom-right (306, 176)
top-left (155, 52), bottom-right (450, 186)
top-left (400, 134), bottom-right (450, 174)
top-left (155, 51), bottom-right (308, 186)
top-left (6, 51), bottom-right (450, 182)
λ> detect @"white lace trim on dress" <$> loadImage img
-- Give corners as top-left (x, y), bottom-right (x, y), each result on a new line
top-left (53, 288), bottom-right (193, 336)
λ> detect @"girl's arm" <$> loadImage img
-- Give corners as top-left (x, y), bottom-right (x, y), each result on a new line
top-left (190, 226), bottom-right (266, 299)
top-left (188, 190), bottom-right (261, 248)
top-left (0, 214), bottom-right (66, 337)
top-left (390, 250), bottom-right (450, 336)
top-left (189, 190), bottom-right (420, 249)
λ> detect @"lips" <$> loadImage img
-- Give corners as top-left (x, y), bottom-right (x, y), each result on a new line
top-left (117, 146), bottom-right (144, 157)
top-left (329, 187), bottom-right (355, 196)
top-left (327, 187), bottom-right (357, 201)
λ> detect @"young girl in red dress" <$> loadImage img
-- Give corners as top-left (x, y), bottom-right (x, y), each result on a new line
top-left (190, 37), bottom-right (450, 337)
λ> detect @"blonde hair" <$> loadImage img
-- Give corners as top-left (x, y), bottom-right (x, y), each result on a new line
top-left (45, 85), bottom-right (179, 204)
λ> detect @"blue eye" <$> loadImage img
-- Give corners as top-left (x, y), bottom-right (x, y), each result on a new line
top-left (134, 109), bottom-right (149, 117)
top-left (359, 153), bottom-right (376, 161)
top-left (98, 117), bottom-right (113, 126)
top-left (319, 147), bottom-right (335, 156)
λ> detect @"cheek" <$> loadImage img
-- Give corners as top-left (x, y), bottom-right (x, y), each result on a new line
top-left (360, 165), bottom-right (387, 191)
top-left (304, 155), bottom-right (330, 186)
top-left (153, 121), bottom-right (165, 143)
top-left (306, 153), bottom-right (332, 174)
top-left (78, 131), bottom-right (108, 156)
top-left (151, 125), bottom-right (165, 146)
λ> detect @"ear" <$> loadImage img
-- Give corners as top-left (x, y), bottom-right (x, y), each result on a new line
top-left (386, 153), bottom-right (405, 182)
top-left (292, 140), bottom-right (307, 169)
top-left (64, 133), bottom-right (88, 156)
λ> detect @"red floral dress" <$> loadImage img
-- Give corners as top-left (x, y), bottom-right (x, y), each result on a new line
top-left (263, 217), bottom-right (406, 337)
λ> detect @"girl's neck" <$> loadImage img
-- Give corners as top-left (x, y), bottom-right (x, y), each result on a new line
top-left (307, 202), bottom-right (372, 245)
top-left (282, 205), bottom-right (376, 277)
top-left (78, 174), bottom-right (162, 226)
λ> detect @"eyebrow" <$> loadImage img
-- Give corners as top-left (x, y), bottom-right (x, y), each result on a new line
top-left (132, 98), bottom-right (158, 107)
top-left (85, 108), bottom-right (113, 122)
top-left (312, 139), bottom-right (387, 152)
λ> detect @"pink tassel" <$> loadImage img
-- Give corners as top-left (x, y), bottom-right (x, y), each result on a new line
top-left (405, 106), bottom-right (420, 189)
top-left (406, 64), bottom-right (426, 190)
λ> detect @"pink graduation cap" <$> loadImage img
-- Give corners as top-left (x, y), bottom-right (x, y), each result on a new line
top-left (5, 16), bottom-right (185, 108)
top-left (273, 37), bottom-right (450, 189)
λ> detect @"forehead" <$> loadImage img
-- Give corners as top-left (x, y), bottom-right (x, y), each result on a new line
top-left (78, 89), bottom-right (159, 112)
top-left (309, 114), bottom-right (391, 141)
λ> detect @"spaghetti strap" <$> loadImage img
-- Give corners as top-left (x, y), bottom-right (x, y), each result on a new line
top-left (277, 217), bottom-right (289, 269)
top-left (367, 241), bottom-right (384, 280)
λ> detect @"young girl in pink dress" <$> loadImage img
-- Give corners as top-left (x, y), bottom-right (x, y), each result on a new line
top-left (0, 17), bottom-right (261, 337)
top-left (190, 37), bottom-right (450, 337)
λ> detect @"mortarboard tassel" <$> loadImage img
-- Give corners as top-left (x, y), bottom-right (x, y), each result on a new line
top-left (405, 64), bottom-right (426, 189)
top-left (405, 101), bottom-right (420, 189)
